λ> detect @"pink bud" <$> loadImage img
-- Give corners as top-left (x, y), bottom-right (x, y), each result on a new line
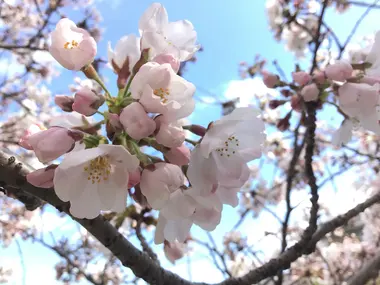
top-left (292, 71), bottom-right (311, 86)
top-left (128, 169), bottom-right (141, 189)
top-left (187, 124), bottom-right (207, 137)
top-left (26, 165), bottom-right (57, 188)
top-left (313, 71), bottom-right (327, 84)
top-left (164, 144), bottom-right (190, 166)
top-left (277, 112), bottom-right (291, 131)
top-left (19, 124), bottom-right (46, 150)
top-left (108, 113), bottom-right (123, 130)
top-left (119, 102), bottom-right (156, 140)
top-left (154, 116), bottom-right (185, 148)
top-left (325, 60), bottom-right (353, 82)
top-left (301, 83), bottom-right (319, 102)
top-left (72, 87), bottom-right (104, 116)
top-left (164, 241), bottom-right (186, 264)
top-left (55, 95), bottom-right (74, 112)
top-left (152, 54), bottom-right (180, 73)
top-left (140, 162), bottom-right (184, 209)
top-left (262, 71), bottom-right (279, 88)
top-left (24, 127), bottom-right (82, 163)
top-left (290, 96), bottom-right (302, 112)
top-left (269, 100), bottom-right (286, 109)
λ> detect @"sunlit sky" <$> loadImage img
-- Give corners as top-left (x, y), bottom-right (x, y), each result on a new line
top-left (1, 0), bottom-right (380, 284)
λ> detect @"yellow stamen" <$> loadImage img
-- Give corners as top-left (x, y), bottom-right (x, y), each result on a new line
top-left (83, 156), bottom-right (112, 184)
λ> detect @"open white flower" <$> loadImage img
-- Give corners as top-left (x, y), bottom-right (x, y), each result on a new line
top-left (187, 107), bottom-right (265, 199)
top-left (130, 62), bottom-right (195, 121)
top-left (338, 83), bottom-right (380, 135)
top-left (139, 3), bottom-right (200, 61)
top-left (53, 144), bottom-right (139, 219)
top-left (154, 189), bottom-right (221, 244)
top-left (49, 18), bottom-right (97, 70)
top-left (108, 34), bottom-right (141, 73)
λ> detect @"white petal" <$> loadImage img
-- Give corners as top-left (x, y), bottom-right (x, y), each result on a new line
top-left (164, 218), bottom-right (193, 243)
top-left (332, 120), bottom-right (353, 147)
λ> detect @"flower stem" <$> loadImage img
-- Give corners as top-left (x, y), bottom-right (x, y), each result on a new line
top-left (82, 64), bottom-right (112, 98)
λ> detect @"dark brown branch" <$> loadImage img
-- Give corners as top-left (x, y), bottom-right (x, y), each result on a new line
top-left (347, 250), bottom-right (380, 284)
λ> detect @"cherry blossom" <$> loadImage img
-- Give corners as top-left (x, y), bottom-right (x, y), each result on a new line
top-left (49, 18), bottom-right (97, 70)
top-left (107, 34), bottom-right (141, 74)
top-left (20, 126), bottom-right (82, 163)
top-left (130, 62), bottom-right (196, 120)
top-left (154, 116), bottom-right (185, 148)
top-left (72, 87), bottom-right (104, 116)
top-left (139, 163), bottom-right (184, 209)
top-left (119, 102), bottom-right (156, 140)
top-left (338, 82), bottom-right (380, 134)
top-left (53, 144), bottom-right (140, 219)
top-left (139, 3), bottom-right (200, 61)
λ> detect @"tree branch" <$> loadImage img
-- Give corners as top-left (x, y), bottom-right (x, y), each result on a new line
top-left (347, 250), bottom-right (380, 285)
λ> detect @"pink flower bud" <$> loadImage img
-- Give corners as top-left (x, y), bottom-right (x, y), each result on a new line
top-left (72, 87), bottom-right (104, 116)
top-left (313, 71), bottom-right (327, 84)
top-left (128, 169), bottom-right (141, 189)
top-left (152, 54), bottom-right (180, 73)
top-left (325, 60), bottom-right (353, 82)
top-left (290, 96), bottom-right (302, 112)
top-left (119, 102), bottom-right (156, 140)
top-left (187, 124), bottom-right (206, 137)
top-left (262, 71), bottom-right (279, 88)
top-left (154, 116), bottom-right (185, 148)
top-left (281, 89), bottom-right (292, 97)
top-left (277, 112), bottom-right (291, 131)
top-left (292, 71), bottom-right (311, 86)
top-left (164, 241), bottom-right (186, 264)
top-left (108, 113), bottom-right (123, 130)
top-left (269, 100), bottom-right (286, 109)
top-left (301, 83), bottom-right (319, 102)
top-left (23, 127), bottom-right (82, 163)
top-left (26, 165), bottom-right (57, 188)
top-left (140, 162), bottom-right (184, 209)
top-left (55, 95), bottom-right (74, 112)
top-left (19, 124), bottom-right (46, 150)
top-left (164, 144), bottom-right (190, 166)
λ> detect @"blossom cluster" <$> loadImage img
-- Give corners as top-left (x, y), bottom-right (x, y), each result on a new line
top-left (19, 2), bottom-right (266, 260)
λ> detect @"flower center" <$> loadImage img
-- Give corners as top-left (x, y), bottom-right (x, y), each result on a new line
top-left (153, 87), bottom-right (170, 103)
top-left (215, 136), bottom-right (240, 157)
top-left (63, 40), bottom-right (79, 49)
top-left (83, 156), bottom-right (111, 184)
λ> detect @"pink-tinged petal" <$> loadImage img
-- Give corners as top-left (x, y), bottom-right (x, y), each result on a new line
top-left (332, 120), bottom-right (354, 147)
top-left (164, 144), bottom-right (190, 166)
top-left (139, 3), bottom-right (169, 33)
top-left (153, 54), bottom-right (180, 73)
top-left (164, 241), bottom-right (186, 264)
top-left (164, 218), bottom-right (193, 243)
top-left (27, 127), bottom-right (78, 163)
top-left (160, 190), bottom-right (196, 219)
top-left (216, 186), bottom-right (239, 207)
top-left (69, 183), bottom-right (102, 219)
top-left (119, 102), bottom-right (156, 140)
top-left (140, 163), bottom-right (184, 210)
top-left (193, 206), bottom-right (221, 231)
top-left (27, 167), bottom-right (56, 188)
top-left (155, 117), bottom-right (185, 148)
top-left (154, 214), bottom-right (167, 244)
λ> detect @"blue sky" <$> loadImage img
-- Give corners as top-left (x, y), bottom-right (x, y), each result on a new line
top-left (2, 0), bottom-right (380, 284)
